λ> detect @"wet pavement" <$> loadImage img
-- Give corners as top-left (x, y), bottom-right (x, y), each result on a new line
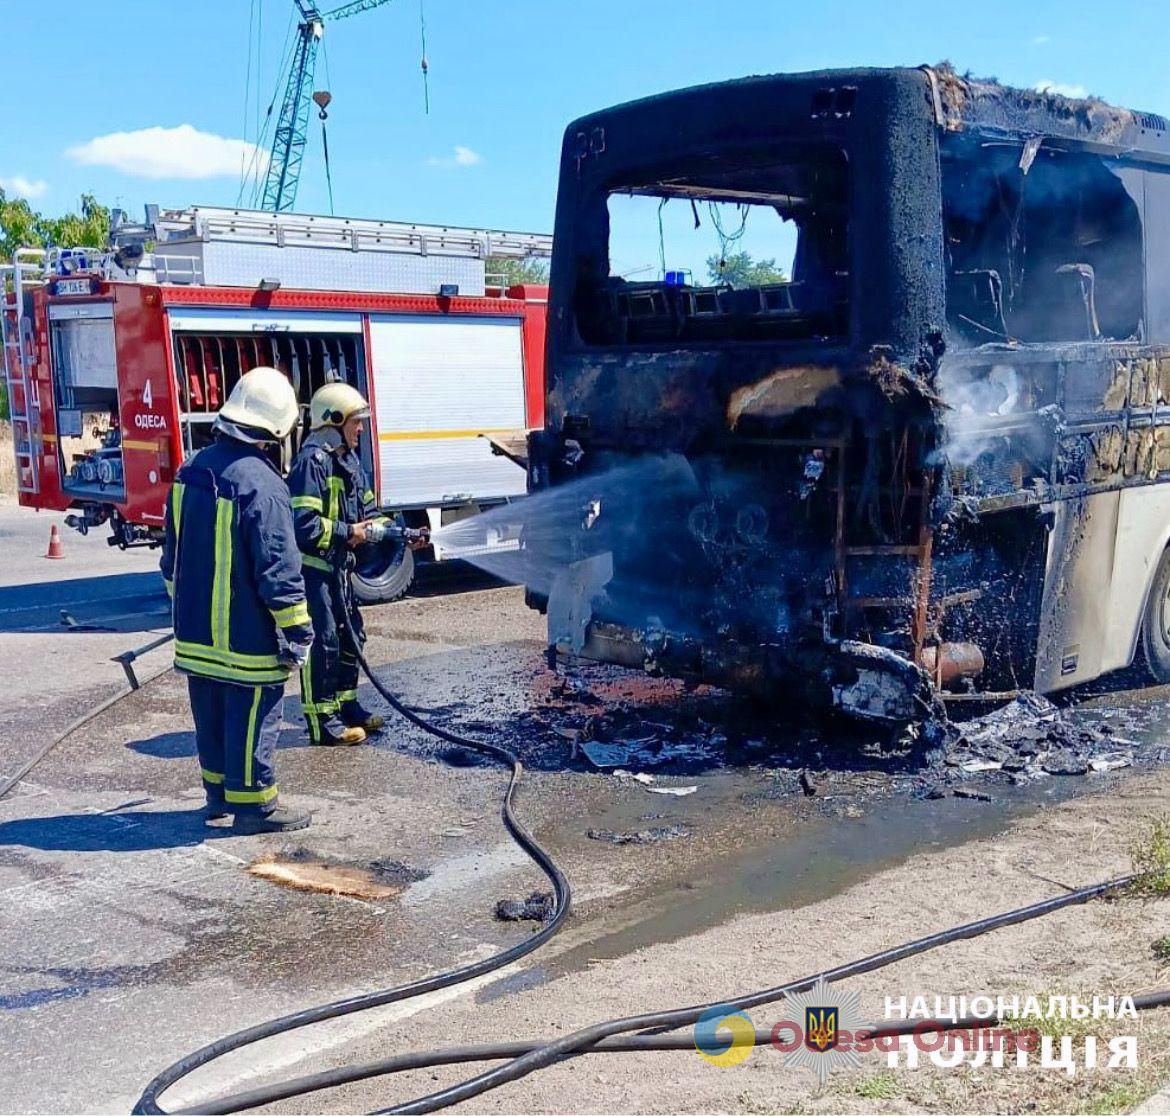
top-left (2, 499), bottom-right (1170, 1112)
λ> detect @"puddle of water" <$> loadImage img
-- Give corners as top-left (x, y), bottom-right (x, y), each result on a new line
top-left (547, 776), bottom-right (1081, 977)
top-left (477, 966), bottom-right (551, 1003)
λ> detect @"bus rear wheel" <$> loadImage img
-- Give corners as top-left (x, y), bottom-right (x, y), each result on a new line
top-left (1141, 547), bottom-right (1170, 683)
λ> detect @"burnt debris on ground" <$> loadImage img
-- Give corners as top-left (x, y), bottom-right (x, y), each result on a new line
top-left (495, 891), bottom-right (556, 923)
top-left (380, 649), bottom-right (1168, 820)
top-left (586, 824), bottom-right (691, 846)
top-left (925, 691), bottom-right (1162, 800)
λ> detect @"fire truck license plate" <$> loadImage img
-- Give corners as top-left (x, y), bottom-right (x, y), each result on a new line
top-left (56, 278), bottom-right (91, 296)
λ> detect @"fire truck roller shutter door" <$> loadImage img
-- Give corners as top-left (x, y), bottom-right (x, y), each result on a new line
top-left (367, 315), bottom-right (529, 507)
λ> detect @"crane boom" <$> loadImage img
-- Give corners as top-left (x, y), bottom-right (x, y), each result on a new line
top-left (324, 0), bottom-right (392, 19)
top-left (258, 0), bottom-right (395, 212)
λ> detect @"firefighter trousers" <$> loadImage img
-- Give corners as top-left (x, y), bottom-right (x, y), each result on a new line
top-left (299, 565), bottom-right (366, 743)
top-left (188, 675), bottom-right (284, 815)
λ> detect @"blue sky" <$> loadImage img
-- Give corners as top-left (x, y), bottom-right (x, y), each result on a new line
top-left (4, 0), bottom-right (1169, 279)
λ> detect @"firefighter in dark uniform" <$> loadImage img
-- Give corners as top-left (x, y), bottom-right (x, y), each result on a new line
top-left (288, 383), bottom-right (388, 746)
top-left (160, 367), bottom-right (314, 833)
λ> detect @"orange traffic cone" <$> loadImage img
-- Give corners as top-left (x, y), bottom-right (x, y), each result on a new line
top-left (45, 523), bottom-right (65, 560)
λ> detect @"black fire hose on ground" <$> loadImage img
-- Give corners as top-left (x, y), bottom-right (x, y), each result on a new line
top-left (179, 991), bottom-right (1170, 1116)
top-left (148, 869), bottom-right (1151, 1115)
top-left (132, 570), bottom-right (572, 1115)
top-left (0, 633), bottom-right (174, 802)
top-left (134, 568), bottom-right (1165, 1114)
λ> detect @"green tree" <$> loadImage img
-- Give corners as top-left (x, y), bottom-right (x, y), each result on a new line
top-left (0, 190), bottom-right (110, 262)
top-left (485, 255), bottom-right (550, 288)
top-left (705, 251), bottom-right (787, 288)
top-left (0, 192), bottom-right (110, 418)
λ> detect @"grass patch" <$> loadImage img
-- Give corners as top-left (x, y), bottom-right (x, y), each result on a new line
top-left (853, 1071), bottom-right (900, 1100)
top-left (1079, 1078), bottom-right (1157, 1114)
top-left (1129, 817), bottom-right (1170, 897)
top-left (1153, 936), bottom-right (1170, 961)
top-left (736, 1092), bottom-right (777, 1115)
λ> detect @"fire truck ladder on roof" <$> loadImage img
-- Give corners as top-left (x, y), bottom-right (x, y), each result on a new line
top-left (149, 205), bottom-right (554, 261)
top-left (0, 250), bottom-right (46, 497)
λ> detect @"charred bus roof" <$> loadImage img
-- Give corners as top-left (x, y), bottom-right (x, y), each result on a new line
top-left (929, 64), bottom-right (1170, 155)
top-left (559, 63), bottom-right (1170, 170)
top-left (551, 64), bottom-right (1170, 369)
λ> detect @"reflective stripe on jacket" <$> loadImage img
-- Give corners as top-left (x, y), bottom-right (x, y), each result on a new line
top-left (288, 427), bottom-right (385, 573)
top-left (160, 435), bottom-right (312, 685)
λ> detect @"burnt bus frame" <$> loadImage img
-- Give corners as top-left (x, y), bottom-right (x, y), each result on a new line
top-left (532, 65), bottom-right (1170, 718)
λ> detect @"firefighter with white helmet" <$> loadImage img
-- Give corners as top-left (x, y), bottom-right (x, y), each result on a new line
top-left (160, 366), bottom-right (314, 833)
top-left (288, 382), bottom-right (390, 746)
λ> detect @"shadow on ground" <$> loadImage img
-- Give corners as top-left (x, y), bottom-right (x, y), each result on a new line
top-left (128, 723), bottom-right (318, 760)
top-left (405, 560), bottom-right (509, 599)
top-left (0, 571), bottom-right (169, 635)
top-left (0, 963), bottom-right (156, 1011)
top-left (0, 808), bottom-right (227, 852)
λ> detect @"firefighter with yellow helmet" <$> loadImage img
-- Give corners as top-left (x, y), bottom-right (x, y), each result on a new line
top-left (288, 383), bottom-right (391, 746)
top-left (160, 367), bottom-right (314, 833)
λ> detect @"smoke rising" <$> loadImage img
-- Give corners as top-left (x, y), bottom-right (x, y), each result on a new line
top-left (934, 360), bottom-right (1022, 468)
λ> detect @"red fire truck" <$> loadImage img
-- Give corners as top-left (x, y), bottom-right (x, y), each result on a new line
top-left (1, 205), bottom-right (550, 600)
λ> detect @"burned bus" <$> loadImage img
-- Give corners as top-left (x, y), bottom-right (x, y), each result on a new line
top-left (525, 64), bottom-right (1170, 723)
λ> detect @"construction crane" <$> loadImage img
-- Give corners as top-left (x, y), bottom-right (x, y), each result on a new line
top-left (261, 0), bottom-right (395, 212)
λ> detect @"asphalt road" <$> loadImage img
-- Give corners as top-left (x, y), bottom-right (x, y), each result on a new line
top-left (0, 499), bottom-right (895, 1114)
top-left (4, 497), bottom-right (1170, 1114)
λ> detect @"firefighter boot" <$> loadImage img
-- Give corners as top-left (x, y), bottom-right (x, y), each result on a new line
top-left (204, 798), bottom-right (231, 825)
top-left (313, 713), bottom-right (367, 747)
top-left (341, 701), bottom-right (385, 734)
top-left (203, 783), bottom-right (230, 825)
top-left (231, 806), bottom-right (312, 834)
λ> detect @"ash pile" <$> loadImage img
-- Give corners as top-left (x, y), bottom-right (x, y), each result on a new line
top-left (933, 693), bottom-right (1147, 793)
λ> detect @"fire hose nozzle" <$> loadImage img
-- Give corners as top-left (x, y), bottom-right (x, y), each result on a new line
top-left (364, 520), bottom-right (430, 546)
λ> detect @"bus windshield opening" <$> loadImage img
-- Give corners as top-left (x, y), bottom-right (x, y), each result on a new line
top-left (576, 148), bottom-right (849, 346)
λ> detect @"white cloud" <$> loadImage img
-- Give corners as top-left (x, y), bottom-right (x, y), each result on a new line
top-left (1032, 34), bottom-right (1050, 44)
top-left (1034, 80), bottom-right (1088, 99)
top-left (65, 124), bottom-right (268, 180)
top-left (426, 145), bottom-right (483, 168)
top-left (0, 175), bottom-right (48, 199)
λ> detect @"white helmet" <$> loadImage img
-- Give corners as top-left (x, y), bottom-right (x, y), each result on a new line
top-left (310, 382), bottom-right (371, 430)
top-left (218, 367), bottom-right (299, 439)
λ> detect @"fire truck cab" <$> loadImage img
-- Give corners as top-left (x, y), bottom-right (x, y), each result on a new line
top-left (1, 205), bottom-right (550, 601)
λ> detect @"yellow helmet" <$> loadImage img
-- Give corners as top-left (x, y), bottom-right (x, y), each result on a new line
top-left (218, 367), bottom-right (299, 439)
top-left (310, 382), bottom-right (371, 430)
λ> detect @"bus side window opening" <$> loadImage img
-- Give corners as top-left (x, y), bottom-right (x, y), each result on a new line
top-left (943, 139), bottom-right (1144, 345)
